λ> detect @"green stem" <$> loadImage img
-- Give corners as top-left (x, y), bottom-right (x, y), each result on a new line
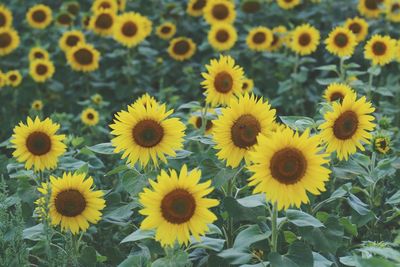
top-left (339, 57), bottom-right (346, 81)
top-left (367, 71), bottom-right (374, 100)
top-left (270, 202), bottom-right (278, 253)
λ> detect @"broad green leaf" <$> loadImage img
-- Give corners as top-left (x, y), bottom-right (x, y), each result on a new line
top-left (286, 209), bottom-right (324, 228)
top-left (120, 229), bottom-right (155, 244)
top-left (86, 143), bottom-right (115, 154)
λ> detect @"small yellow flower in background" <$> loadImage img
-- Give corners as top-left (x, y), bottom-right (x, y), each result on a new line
top-left (11, 117), bottom-right (66, 172)
top-left (5, 70), bottom-right (22, 87)
top-left (0, 27), bottom-right (20, 56)
top-left (114, 12), bottom-right (152, 48)
top-left (203, 0), bottom-right (236, 24)
top-left (323, 83), bottom-right (355, 103)
top-left (139, 165), bottom-right (219, 247)
top-left (319, 93), bottom-right (376, 160)
top-left (344, 17), bottom-right (369, 42)
top-left (290, 24), bottom-right (320, 56)
top-left (241, 77), bottom-right (254, 93)
top-left (31, 100), bottom-right (43, 111)
top-left (29, 59), bottom-right (55, 83)
top-left (201, 55), bottom-right (244, 106)
top-left (373, 136), bottom-right (391, 154)
top-left (189, 108), bottom-right (215, 134)
top-left (246, 26), bottom-right (274, 52)
top-left (67, 43), bottom-right (101, 72)
top-left (59, 30), bottom-right (85, 52)
top-left (26, 4), bottom-right (52, 29)
top-left (29, 47), bottom-right (50, 61)
top-left (34, 183), bottom-right (49, 222)
top-left (117, 0), bottom-right (127, 11)
top-left (325, 27), bottom-right (358, 57)
top-left (92, 0), bottom-right (119, 13)
top-left (91, 94), bottom-right (103, 105)
top-left (277, 0), bottom-right (301, 10)
top-left (55, 12), bottom-right (74, 27)
top-left (208, 23), bottom-right (237, 51)
top-left (267, 26), bottom-right (288, 52)
top-left (248, 127), bottom-right (331, 211)
top-left (64, 1), bottom-right (80, 16)
top-left (90, 9), bottom-right (116, 36)
top-left (168, 37), bottom-right (197, 61)
top-left (156, 22), bottom-right (177, 40)
top-left (358, 0), bottom-right (386, 18)
top-left (386, 0), bottom-right (400, 22)
top-left (364, 34), bottom-right (396, 66)
top-left (0, 5), bottom-right (13, 28)
top-left (81, 108), bottom-right (100, 126)
top-left (187, 0), bottom-right (207, 16)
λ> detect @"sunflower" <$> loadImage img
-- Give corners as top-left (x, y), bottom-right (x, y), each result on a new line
top-left (247, 127), bottom-right (331, 210)
top-left (277, 0), bottom-right (301, 9)
top-left (64, 1), bottom-right (80, 16)
top-left (213, 94), bottom-right (276, 167)
top-left (267, 26), bottom-right (287, 52)
top-left (323, 83), bottom-right (355, 103)
top-left (167, 37), bottom-right (197, 61)
top-left (319, 94), bottom-right (376, 160)
top-left (82, 15), bottom-right (91, 29)
top-left (208, 23), bottom-right (237, 51)
top-left (358, 0), bottom-right (386, 18)
top-left (246, 26), bottom-right (273, 52)
top-left (90, 9), bottom-right (116, 36)
top-left (386, 0), bottom-right (400, 22)
top-left (290, 24), bottom-right (320, 56)
top-left (344, 17), bottom-right (369, 42)
top-left (187, 0), bottom-right (208, 16)
top-left (203, 0), bottom-right (236, 24)
top-left (55, 12), bottom-right (74, 27)
top-left (59, 30), bottom-right (85, 52)
top-left (30, 59), bottom-right (55, 83)
top-left (11, 117), bottom-right (66, 172)
top-left (29, 47), bottom-right (49, 61)
top-left (5, 70), bottom-right (22, 87)
top-left (373, 136), bottom-right (390, 154)
top-left (81, 108), bottom-right (100, 126)
top-left (110, 101), bottom-right (186, 167)
top-left (132, 93), bottom-right (159, 109)
top-left (113, 12), bottom-right (148, 47)
top-left (156, 22), bottom-right (177, 40)
top-left (26, 4), bottom-right (52, 29)
top-left (364, 34), bottom-right (396, 66)
top-left (0, 5), bottom-right (12, 28)
top-left (31, 100), bottom-right (43, 111)
top-left (117, 0), bottom-right (127, 11)
top-left (91, 94), bottom-right (103, 105)
top-left (189, 109), bottom-right (216, 134)
top-left (92, 0), bottom-right (118, 13)
top-left (0, 27), bottom-right (20, 56)
top-left (242, 77), bottom-right (254, 93)
top-left (46, 172), bottom-right (105, 234)
top-left (242, 0), bottom-right (262, 13)
top-left (201, 55), bottom-right (244, 106)
top-left (325, 27), bottom-right (357, 57)
top-left (139, 165), bottom-right (219, 247)
top-left (66, 43), bottom-right (100, 72)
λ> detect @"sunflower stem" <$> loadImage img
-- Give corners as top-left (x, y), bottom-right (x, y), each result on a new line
top-left (367, 70), bottom-right (374, 100)
top-left (270, 202), bottom-right (278, 253)
top-left (70, 233), bottom-right (80, 266)
top-left (339, 57), bottom-right (346, 81)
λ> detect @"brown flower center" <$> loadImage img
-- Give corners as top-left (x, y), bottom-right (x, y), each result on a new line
top-left (212, 4), bottom-right (229, 20)
top-left (392, 3), bottom-right (400, 12)
top-left (242, 1), bottom-right (261, 13)
top-left (26, 131), bottom-right (51, 155)
top-left (74, 48), bottom-right (94, 65)
top-left (231, 114), bottom-right (261, 148)
top-left (100, 2), bottom-right (111, 9)
top-left (372, 41), bottom-right (387, 56)
top-left (299, 33), bottom-right (311, 46)
top-left (132, 119), bottom-right (164, 148)
top-left (34, 51), bottom-right (45, 59)
top-left (334, 33), bottom-right (349, 48)
top-left (122, 21), bottom-right (137, 37)
top-left (0, 13), bottom-right (6, 27)
top-left (58, 14), bottom-right (72, 25)
top-left (348, 23), bottom-right (361, 34)
top-left (195, 117), bottom-right (213, 131)
top-left (36, 64), bottom-right (48, 75)
top-left (95, 13), bottom-right (113, 29)
top-left (173, 40), bottom-right (190, 55)
top-left (330, 92), bottom-right (344, 102)
top-left (55, 190), bottom-right (86, 217)
top-left (270, 148), bottom-right (307, 184)
top-left (271, 34), bottom-right (279, 46)
top-left (161, 189), bottom-right (196, 224)
top-left (333, 110), bottom-right (359, 140)
top-left (378, 140), bottom-right (387, 149)
top-left (193, 0), bottom-right (206, 10)
top-left (214, 71), bottom-right (233, 93)
top-left (242, 82), bottom-right (248, 90)
top-left (9, 74), bottom-right (17, 81)
top-left (365, 0), bottom-right (378, 10)
top-left (0, 32), bottom-right (11, 48)
top-left (67, 3), bottom-right (80, 16)
top-left (252, 32), bottom-right (266, 44)
top-left (216, 29), bottom-right (229, 42)
top-left (32, 10), bottom-right (46, 23)
top-left (87, 113), bottom-right (94, 120)
top-left (161, 25), bottom-right (171, 34)
top-left (66, 35), bottom-right (80, 47)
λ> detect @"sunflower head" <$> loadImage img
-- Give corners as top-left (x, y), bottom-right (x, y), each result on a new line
top-left (5, 70), bottom-right (22, 87)
top-left (81, 108), bottom-right (100, 126)
top-left (187, 0), bottom-right (208, 16)
top-left (92, 0), bottom-right (118, 13)
top-left (325, 26), bottom-right (358, 57)
top-left (26, 4), bottom-right (52, 29)
top-left (267, 26), bottom-right (288, 52)
top-left (344, 17), bottom-right (369, 42)
top-left (358, 0), bottom-right (386, 18)
top-left (386, 0), bottom-right (400, 22)
top-left (277, 0), bottom-right (301, 9)
top-left (64, 1), bottom-right (80, 16)
top-left (364, 34), bottom-right (397, 66)
top-left (29, 59), bottom-right (55, 83)
top-left (168, 37), bottom-right (197, 61)
top-left (0, 27), bottom-right (20, 56)
top-left (290, 24), bottom-right (320, 56)
top-left (11, 117), bottom-right (66, 172)
top-left (241, 77), bottom-right (254, 93)
top-left (156, 22), bottom-right (177, 40)
top-left (189, 109), bottom-right (216, 134)
top-left (59, 30), bottom-right (85, 52)
top-left (139, 165), bottom-right (219, 246)
top-left (29, 47), bottom-right (49, 62)
top-left (242, 0), bottom-right (262, 13)
top-left (0, 5), bottom-right (13, 28)
top-left (91, 94), bottom-right (103, 105)
top-left (323, 83), bottom-right (355, 103)
top-left (32, 100), bottom-right (44, 111)
top-left (90, 9), bottom-right (116, 36)
top-left (246, 26), bottom-right (274, 51)
top-left (208, 23), bottom-right (237, 51)
top-left (56, 12), bottom-right (74, 27)
top-left (203, 0), bottom-right (236, 24)
top-left (67, 43), bottom-right (101, 72)
top-left (114, 12), bottom-right (151, 48)
top-left (373, 136), bottom-right (390, 154)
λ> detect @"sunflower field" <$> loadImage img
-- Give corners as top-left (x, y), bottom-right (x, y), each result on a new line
top-left (1, 0), bottom-right (400, 266)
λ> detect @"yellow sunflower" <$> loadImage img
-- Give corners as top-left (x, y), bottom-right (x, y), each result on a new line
top-left (31, 100), bottom-right (43, 111)
top-left (201, 55), bottom-right (244, 106)
top-left (167, 37), bottom-right (197, 61)
top-left (0, 27), bottom-right (20, 56)
top-left (139, 165), bottom-right (219, 247)
top-left (92, 0), bottom-right (118, 13)
top-left (113, 12), bottom-right (148, 48)
top-left (55, 12), bottom-right (74, 27)
top-left (189, 109), bottom-right (216, 134)
top-left (242, 0), bottom-right (262, 13)
top-left (47, 172), bottom-right (105, 234)
top-left (277, 0), bottom-right (301, 9)
top-left (290, 24), bottom-right (320, 56)
top-left (358, 0), bottom-right (386, 18)
top-left (246, 26), bottom-right (273, 52)
top-left (5, 70), bottom-right (22, 87)
top-left (213, 93), bottom-right (276, 168)
top-left (82, 15), bottom-right (91, 29)
top-left (373, 136), bottom-right (390, 154)
top-left (29, 47), bottom-right (49, 61)
top-left (386, 0), bottom-right (400, 22)
top-left (117, 0), bottom-right (127, 11)
top-left (364, 34), bottom-right (396, 66)
top-left (344, 17), bottom-right (369, 42)
top-left (66, 43), bottom-right (101, 72)
top-left (0, 5), bottom-right (13, 28)
top-left (323, 83), bottom-right (355, 103)
top-left (29, 59), bottom-right (55, 83)
top-left (132, 93), bottom-right (159, 109)
top-left (91, 94), bottom-right (103, 105)
top-left (241, 77), bottom-right (254, 93)
top-left (319, 94), bottom-right (376, 160)
top-left (156, 22), bottom-right (177, 40)
top-left (247, 127), bottom-right (331, 210)
top-left (187, 0), bottom-right (208, 16)
top-left (203, 0), bottom-right (236, 24)
top-left (110, 101), bottom-right (186, 167)
top-left (208, 23), bottom-right (237, 51)
top-left (325, 27), bottom-right (358, 57)
top-left (59, 30), bottom-right (85, 52)
top-left (267, 26), bottom-right (288, 52)
top-left (26, 4), bottom-right (52, 29)
top-left (81, 108), bottom-right (100, 126)
top-left (90, 9), bottom-right (116, 36)
top-left (11, 117), bottom-right (66, 172)
top-left (64, 1), bottom-right (80, 16)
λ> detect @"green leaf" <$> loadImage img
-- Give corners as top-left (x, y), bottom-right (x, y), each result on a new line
top-left (355, 257), bottom-right (397, 267)
top-left (218, 249), bottom-right (253, 265)
top-left (269, 241), bottom-right (313, 267)
top-left (286, 209), bottom-right (324, 228)
top-left (190, 236), bottom-right (225, 251)
top-left (339, 217), bottom-right (358, 236)
top-left (152, 251), bottom-right (190, 267)
top-left (314, 64), bottom-right (338, 71)
top-left (105, 165), bottom-right (129, 176)
top-left (313, 252), bottom-right (333, 267)
top-left (223, 196), bottom-right (266, 223)
top-left (22, 224), bottom-right (44, 241)
top-left (367, 65), bottom-right (381, 76)
top-left (86, 143), bottom-right (115, 154)
top-left (284, 231), bottom-right (298, 244)
top-left (233, 224), bottom-right (271, 249)
top-left (236, 194), bottom-right (266, 208)
top-left (386, 191), bottom-right (400, 205)
top-left (79, 246), bottom-right (97, 267)
top-left (347, 194), bottom-right (370, 215)
top-left (279, 116), bottom-right (315, 131)
top-left (120, 229), bottom-right (155, 244)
